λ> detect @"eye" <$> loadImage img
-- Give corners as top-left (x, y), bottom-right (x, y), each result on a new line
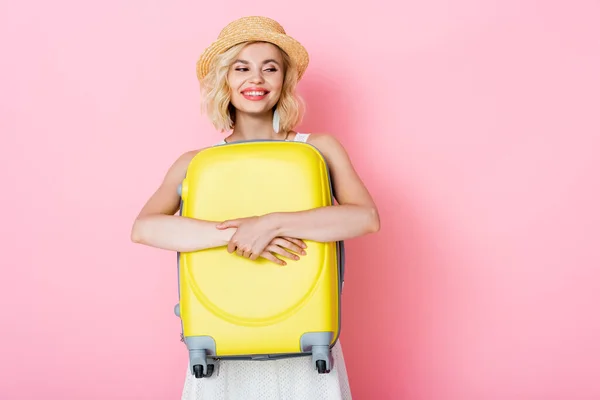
top-left (235, 67), bottom-right (249, 72)
top-left (264, 67), bottom-right (278, 72)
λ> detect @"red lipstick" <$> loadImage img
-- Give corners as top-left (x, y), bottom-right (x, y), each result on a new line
top-left (241, 87), bottom-right (270, 101)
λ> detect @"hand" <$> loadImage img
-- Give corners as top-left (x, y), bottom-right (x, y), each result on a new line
top-left (216, 215), bottom-right (281, 260)
top-left (259, 237), bottom-right (307, 266)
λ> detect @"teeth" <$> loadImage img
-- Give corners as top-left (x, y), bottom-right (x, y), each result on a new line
top-left (245, 91), bottom-right (265, 96)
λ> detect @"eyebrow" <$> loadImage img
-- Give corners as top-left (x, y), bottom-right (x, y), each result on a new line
top-left (233, 59), bottom-right (281, 66)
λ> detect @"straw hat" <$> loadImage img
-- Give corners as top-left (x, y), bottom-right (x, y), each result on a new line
top-left (196, 16), bottom-right (309, 81)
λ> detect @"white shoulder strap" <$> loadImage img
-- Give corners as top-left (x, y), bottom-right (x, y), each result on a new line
top-left (293, 133), bottom-right (311, 143)
top-left (215, 134), bottom-right (309, 145)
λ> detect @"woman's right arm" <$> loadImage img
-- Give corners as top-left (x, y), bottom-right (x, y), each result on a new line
top-left (130, 150), bottom-right (235, 252)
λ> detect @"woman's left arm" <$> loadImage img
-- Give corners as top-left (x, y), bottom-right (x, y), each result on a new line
top-left (268, 134), bottom-right (380, 242)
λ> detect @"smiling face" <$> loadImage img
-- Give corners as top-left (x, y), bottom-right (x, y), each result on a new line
top-left (227, 42), bottom-right (285, 116)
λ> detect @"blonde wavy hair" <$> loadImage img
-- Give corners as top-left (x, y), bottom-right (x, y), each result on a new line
top-left (199, 41), bottom-right (304, 133)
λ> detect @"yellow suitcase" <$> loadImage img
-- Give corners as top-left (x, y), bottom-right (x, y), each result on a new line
top-left (174, 140), bottom-right (345, 378)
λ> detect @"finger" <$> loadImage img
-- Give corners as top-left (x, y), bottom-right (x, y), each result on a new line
top-left (243, 249), bottom-right (253, 259)
top-left (227, 241), bottom-right (237, 254)
top-left (267, 244), bottom-right (300, 261)
top-left (283, 237), bottom-right (307, 249)
top-left (260, 251), bottom-right (286, 266)
top-left (233, 244), bottom-right (251, 259)
top-left (216, 221), bottom-right (228, 229)
top-left (272, 238), bottom-right (306, 255)
top-left (283, 237), bottom-right (307, 252)
top-left (250, 239), bottom-right (273, 261)
top-left (217, 219), bottom-right (240, 229)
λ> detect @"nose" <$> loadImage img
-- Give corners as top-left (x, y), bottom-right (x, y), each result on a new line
top-left (248, 69), bottom-right (264, 84)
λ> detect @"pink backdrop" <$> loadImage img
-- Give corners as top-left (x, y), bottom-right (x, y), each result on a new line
top-left (2, 0), bottom-right (600, 399)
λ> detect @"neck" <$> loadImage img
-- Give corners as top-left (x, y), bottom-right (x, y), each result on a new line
top-left (229, 111), bottom-right (287, 141)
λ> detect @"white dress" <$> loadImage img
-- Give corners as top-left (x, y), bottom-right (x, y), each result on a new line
top-left (180, 133), bottom-right (353, 400)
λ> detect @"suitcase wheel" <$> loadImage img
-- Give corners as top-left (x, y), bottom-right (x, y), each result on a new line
top-left (316, 359), bottom-right (330, 374)
top-left (311, 344), bottom-right (332, 374)
top-left (193, 363), bottom-right (215, 378)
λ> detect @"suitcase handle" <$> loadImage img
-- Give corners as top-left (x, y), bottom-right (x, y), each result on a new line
top-left (338, 240), bottom-right (345, 292)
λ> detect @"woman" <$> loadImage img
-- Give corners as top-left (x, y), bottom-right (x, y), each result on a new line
top-left (131, 16), bottom-right (380, 400)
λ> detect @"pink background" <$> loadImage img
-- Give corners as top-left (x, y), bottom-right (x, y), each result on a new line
top-left (2, 0), bottom-right (600, 399)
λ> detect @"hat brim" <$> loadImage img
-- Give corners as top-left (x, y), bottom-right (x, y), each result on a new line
top-left (196, 30), bottom-right (309, 81)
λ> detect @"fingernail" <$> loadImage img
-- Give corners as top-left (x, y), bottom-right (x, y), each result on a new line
top-left (294, 256), bottom-right (299, 260)
top-left (301, 251), bottom-right (306, 255)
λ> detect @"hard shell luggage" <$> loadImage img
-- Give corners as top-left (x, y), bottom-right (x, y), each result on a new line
top-left (174, 140), bottom-right (345, 378)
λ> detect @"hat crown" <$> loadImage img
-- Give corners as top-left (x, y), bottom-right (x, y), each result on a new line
top-left (197, 16), bottom-right (308, 81)
top-left (218, 16), bottom-right (286, 38)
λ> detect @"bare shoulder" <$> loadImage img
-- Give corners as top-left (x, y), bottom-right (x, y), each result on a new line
top-left (135, 147), bottom-right (206, 218)
top-left (166, 148), bottom-right (203, 181)
top-left (305, 133), bottom-right (353, 165)
top-left (305, 133), bottom-right (376, 208)
top-left (305, 132), bottom-right (340, 145)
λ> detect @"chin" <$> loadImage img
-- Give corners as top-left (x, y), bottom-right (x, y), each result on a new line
top-left (234, 107), bottom-right (267, 116)
top-left (233, 102), bottom-right (275, 116)
top-left (232, 94), bottom-right (277, 112)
